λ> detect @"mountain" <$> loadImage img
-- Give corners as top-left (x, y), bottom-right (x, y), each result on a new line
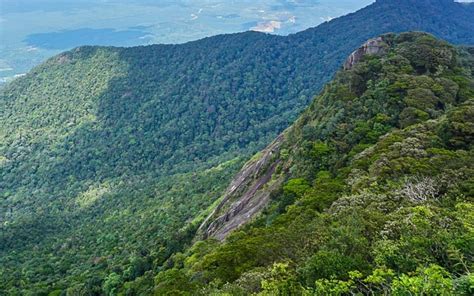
top-left (0, 0), bottom-right (375, 85)
top-left (1, 0), bottom-right (474, 294)
top-left (150, 32), bottom-right (474, 295)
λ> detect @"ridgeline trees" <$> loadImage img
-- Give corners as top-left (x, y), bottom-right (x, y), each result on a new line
top-left (1, 0), bottom-right (474, 293)
top-left (147, 33), bottom-right (474, 295)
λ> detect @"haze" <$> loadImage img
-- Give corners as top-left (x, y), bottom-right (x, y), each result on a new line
top-left (0, 0), bottom-right (375, 84)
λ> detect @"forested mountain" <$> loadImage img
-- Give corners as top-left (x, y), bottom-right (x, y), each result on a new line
top-left (144, 32), bottom-right (474, 295)
top-left (1, 0), bottom-right (474, 294)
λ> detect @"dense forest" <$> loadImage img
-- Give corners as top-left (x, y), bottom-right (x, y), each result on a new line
top-left (1, 0), bottom-right (474, 294)
top-left (133, 32), bottom-right (474, 295)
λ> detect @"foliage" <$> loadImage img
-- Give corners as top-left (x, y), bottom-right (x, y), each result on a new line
top-left (144, 33), bottom-right (474, 295)
top-left (1, 0), bottom-right (474, 293)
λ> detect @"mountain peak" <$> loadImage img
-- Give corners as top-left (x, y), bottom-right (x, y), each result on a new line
top-left (376, 0), bottom-right (455, 4)
top-left (374, 0), bottom-right (467, 9)
top-left (343, 36), bottom-right (388, 70)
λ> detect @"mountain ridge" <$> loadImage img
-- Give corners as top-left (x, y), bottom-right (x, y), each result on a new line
top-left (150, 31), bottom-right (474, 295)
top-left (198, 35), bottom-right (392, 241)
top-left (1, 0), bottom-right (474, 294)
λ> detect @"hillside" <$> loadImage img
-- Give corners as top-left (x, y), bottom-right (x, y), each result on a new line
top-left (148, 32), bottom-right (474, 295)
top-left (1, 0), bottom-right (474, 294)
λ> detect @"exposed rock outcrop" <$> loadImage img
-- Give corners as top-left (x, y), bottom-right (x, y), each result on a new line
top-left (198, 133), bottom-right (285, 241)
top-left (344, 37), bottom-right (387, 70)
top-left (199, 36), bottom-right (390, 241)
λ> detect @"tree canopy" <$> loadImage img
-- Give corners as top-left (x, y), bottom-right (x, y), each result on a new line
top-left (1, 0), bottom-right (474, 293)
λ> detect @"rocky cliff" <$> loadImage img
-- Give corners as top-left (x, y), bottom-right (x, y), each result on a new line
top-left (199, 37), bottom-right (391, 241)
top-left (344, 36), bottom-right (387, 70)
top-left (198, 133), bottom-right (286, 240)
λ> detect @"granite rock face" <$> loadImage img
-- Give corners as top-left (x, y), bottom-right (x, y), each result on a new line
top-left (198, 134), bottom-right (285, 241)
top-left (344, 37), bottom-right (387, 70)
top-left (200, 37), bottom-right (391, 241)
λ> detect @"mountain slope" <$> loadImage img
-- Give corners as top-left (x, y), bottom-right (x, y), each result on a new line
top-left (150, 32), bottom-right (474, 295)
top-left (1, 0), bottom-right (474, 294)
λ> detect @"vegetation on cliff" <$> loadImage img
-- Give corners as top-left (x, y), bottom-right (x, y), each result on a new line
top-left (1, 0), bottom-right (474, 294)
top-left (143, 32), bottom-right (474, 295)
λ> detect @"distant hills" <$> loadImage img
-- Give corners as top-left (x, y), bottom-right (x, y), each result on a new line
top-left (1, 0), bottom-right (473, 294)
top-left (0, 0), bottom-right (374, 85)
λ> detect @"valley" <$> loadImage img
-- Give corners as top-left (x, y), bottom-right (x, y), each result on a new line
top-left (0, 0), bottom-right (473, 294)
